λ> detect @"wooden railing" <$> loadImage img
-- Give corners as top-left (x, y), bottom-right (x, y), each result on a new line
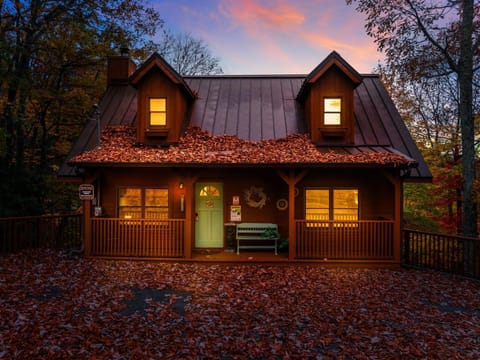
top-left (91, 218), bottom-right (185, 258)
top-left (0, 214), bottom-right (82, 253)
top-left (295, 220), bottom-right (395, 260)
top-left (403, 229), bottom-right (480, 279)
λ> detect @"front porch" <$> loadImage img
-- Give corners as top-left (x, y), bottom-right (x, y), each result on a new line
top-left (87, 218), bottom-right (397, 263)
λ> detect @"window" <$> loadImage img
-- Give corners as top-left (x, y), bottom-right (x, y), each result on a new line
top-left (149, 98), bottom-right (167, 126)
top-left (324, 98), bottom-right (341, 125)
top-left (118, 188), bottom-right (169, 219)
top-left (199, 185), bottom-right (220, 197)
top-left (306, 188), bottom-right (358, 225)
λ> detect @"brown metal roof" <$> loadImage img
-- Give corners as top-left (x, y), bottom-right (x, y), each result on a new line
top-left (58, 73), bottom-right (431, 180)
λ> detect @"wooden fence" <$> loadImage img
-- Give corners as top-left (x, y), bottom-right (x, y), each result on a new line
top-left (403, 229), bottom-right (480, 279)
top-left (90, 218), bottom-right (185, 258)
top-left (295, 220), bottom-right (395, 260)
top-left (0, 214), bottom-right (82, 253)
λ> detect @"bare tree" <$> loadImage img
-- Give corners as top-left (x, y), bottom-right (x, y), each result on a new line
top-left (156, 29), bottom-right (223, 76)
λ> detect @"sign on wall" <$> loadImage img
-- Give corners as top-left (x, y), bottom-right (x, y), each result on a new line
top-left (79, 184), bottom-right (94, 200)
top-left (230, 205), bottom-right (241, 222)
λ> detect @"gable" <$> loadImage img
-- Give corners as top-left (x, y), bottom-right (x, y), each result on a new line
top-left (129, 53), bottom-right (195, 144)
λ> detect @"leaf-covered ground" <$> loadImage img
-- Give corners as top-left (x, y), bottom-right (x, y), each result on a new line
top-left (1, 250), bottom-right (479, 359)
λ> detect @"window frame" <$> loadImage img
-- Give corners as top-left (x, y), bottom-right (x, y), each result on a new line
top-left (148, 97), bottom-right (167, 128)
top-left (305, 187), bottom-right (359, 226)
top-left (323, 97), bottom-right (342, 126)
top-left (118, 187), bottom-right (170, 219)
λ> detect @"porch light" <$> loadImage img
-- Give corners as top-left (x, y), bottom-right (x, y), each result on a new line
top-left (179, 182), bottom-right (184, 189)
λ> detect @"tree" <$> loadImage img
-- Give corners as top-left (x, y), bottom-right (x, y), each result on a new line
top-left (155, 29), bottom-right (223, 76)
top-left (0, 0), bottom-right (163, 216)
top-left (347, 0), bottom-right (479, 237)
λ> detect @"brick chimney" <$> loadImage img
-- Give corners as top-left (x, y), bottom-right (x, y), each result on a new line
top-left (107, 48), bottom-right (137, 85)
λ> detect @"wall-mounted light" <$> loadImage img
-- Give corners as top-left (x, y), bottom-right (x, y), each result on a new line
top-left (179, 182), bottom-right (184, 189)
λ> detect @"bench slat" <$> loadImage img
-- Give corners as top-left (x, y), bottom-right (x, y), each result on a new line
top-left (236, 223), bottom-right (278, 255)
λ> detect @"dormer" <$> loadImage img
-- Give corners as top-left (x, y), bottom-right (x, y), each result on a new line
top-left (297, 51), bottom-right (362, 144)
top-left (129, 53), bottom-right (195, 145)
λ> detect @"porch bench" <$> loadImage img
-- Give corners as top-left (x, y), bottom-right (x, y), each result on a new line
top-left (236, 223), bottom-right (278, 255)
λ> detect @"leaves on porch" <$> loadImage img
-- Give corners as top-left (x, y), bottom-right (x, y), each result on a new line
top-left (1, 249), bottom-right (480, 358)
top-left (71, 126), bottom-right (416, 167)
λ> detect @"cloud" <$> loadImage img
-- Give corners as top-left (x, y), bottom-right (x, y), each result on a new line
top-left (155, 0), bottom-right (383, 74)
top-left (218, 0), bottom-right (305, 31)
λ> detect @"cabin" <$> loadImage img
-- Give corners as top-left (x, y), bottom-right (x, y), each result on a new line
top-left (59, 51), bottom-right (432, 264)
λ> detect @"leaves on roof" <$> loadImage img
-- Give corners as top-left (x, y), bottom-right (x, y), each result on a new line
top-left (1, 249), bottom-right (480, 358)
top-left (71, 126), bottom-right (416, 166)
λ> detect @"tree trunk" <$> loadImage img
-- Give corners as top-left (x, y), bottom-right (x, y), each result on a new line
top-left (459, 0), bottom-right (476, 238)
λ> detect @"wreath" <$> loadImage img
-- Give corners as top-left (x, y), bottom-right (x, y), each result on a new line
top-left (244, 186), bottom-right (267, 208)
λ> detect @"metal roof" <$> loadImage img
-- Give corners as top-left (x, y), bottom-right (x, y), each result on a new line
top-left (58, 73), bottom-right (431, 180)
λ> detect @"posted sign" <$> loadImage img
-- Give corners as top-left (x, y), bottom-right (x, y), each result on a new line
top-left (79, 184), bottom-right (94, 200)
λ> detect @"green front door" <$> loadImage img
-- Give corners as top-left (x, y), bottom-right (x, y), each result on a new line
top-left (195, 182), bottom-right (224, 248)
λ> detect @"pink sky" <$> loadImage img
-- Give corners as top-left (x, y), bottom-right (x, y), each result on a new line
top-left (152, 0), bottom-right (383, 74)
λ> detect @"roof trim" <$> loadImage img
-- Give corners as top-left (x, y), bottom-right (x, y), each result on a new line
top-left (129, 52), bottom-right (196, 100)
top-left (70, 161), bottom-right (415, 169)
top-left (297, 51), bottom-right (363, 100)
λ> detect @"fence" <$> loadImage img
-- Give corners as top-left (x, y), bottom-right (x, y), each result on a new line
top-left (295, 220), bottom-right (395, 260)
top-left (0, 214), bottom-right (82, 253)
top-left (403, 229), bottom-right (480, 279)
top-left (91, 218), bottom-right (185, 258)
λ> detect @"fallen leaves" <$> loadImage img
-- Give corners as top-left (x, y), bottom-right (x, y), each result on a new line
top-left (71, 126), bottom-right (416, 168)
top-left (1, 249), bottom-right (480, 359)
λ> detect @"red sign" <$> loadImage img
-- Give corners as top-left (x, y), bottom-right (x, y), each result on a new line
top-left (232, 196), bottom-right (240, 205)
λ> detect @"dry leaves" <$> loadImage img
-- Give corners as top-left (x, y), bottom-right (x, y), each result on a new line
top-left (71, 126), bottom-right (415, 167)
top-left (1, 249), bottom-right (480, 359)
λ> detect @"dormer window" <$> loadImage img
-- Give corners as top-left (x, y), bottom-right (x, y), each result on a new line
top-left (324, 97), bottom-right (341, 125)
top-left (149, 97), bottom-right (167, 127)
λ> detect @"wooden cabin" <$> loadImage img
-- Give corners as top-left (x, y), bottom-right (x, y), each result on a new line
top-left (59, 51), bottom-right (431, 264)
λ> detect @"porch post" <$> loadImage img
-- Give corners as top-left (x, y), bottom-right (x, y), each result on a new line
top-left (83, 199), bottom-right (92, 256)
top-left (287, 173), bottom-right (296, 261)
top-left (394, 174), bottom-right (402, 264)
top-left (183, 173), bottom-right (198, 259)
top-left (277, 170), bottom-right (308, 261)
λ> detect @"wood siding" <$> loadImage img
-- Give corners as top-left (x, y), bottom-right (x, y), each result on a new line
top-left (306, 67), bottom-right (355, 143)
top-left (136, 69), bottom-right (189, 144)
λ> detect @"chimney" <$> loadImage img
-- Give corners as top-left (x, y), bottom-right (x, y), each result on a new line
top-left (107, 48), bottom-right (137, 85)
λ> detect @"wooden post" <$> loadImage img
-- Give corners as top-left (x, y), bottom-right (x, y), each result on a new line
top-left (183, 173), bottom-right (198, 259)
top-left (277, 169), bottom-right (308, 261)
top-left (394, 174), bottom-right (402, 264)
top-left (288, 173), bottom-right (296, 261)
top-left (83, 199), bottom-right (92, 256)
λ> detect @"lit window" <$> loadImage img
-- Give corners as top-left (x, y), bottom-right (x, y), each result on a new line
top-left (305, 188), bottom-right (358, 225)
top-left (149, 98), bottom-right (167, 126)
top-left (324, 98), bottom-right (341, 125)
top-left (333, 189), bottom-right (358, 221)
top-left (119, 187), bottom-right (168, 219)
top-left (306, 189), bottom-right (329, 222)
top-left (199, 185), bottom-right (220, 197)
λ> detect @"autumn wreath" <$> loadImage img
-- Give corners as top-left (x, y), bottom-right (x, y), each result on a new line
top-left (244, 186), bottom-right (267, 208)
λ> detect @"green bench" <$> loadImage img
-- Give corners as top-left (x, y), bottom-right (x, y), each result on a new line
top-left (236, 223), bottom-right (279, 255)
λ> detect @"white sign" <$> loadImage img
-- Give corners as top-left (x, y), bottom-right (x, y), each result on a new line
top-left (79, 184), bottom-right (94, 200)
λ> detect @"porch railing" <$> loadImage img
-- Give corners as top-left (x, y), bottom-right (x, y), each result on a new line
top-left (0, 214), bottom-right (82, 253)
top-left (403, 229), bottom-right (480, 279)
top-left (91, 218), bottom-right (185, 258)
top-left (295, 220), bottom-right (395, 260)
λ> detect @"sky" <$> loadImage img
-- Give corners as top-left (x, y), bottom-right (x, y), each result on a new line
top-left (151, 0), bottom-right (383, 75)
